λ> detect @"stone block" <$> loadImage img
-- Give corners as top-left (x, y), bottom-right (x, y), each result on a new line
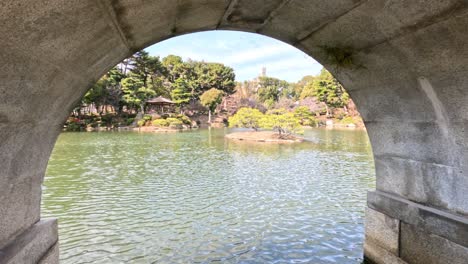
top-left (218, 0), bottom-right (284, 31)
top-left (113, 0), bottom-right (229, 49)
top-left (300, 0), bottom-right (464, 52)
top-left (373, 155), bottom-right (466, 215)
top-left (364, 207), bottom-right (400, 255)
top-left (38, 242), bottom-right (59, 264)
top-left (260, 0), bottom-right (360, 43)
top-left (363, 241), bottom-right (407, 264)
top-left (367, 191), bottom-right (468, 247)
top-left (401, 222), bottom-right (468, 264)
top-left (0, 0), bottom-right (130, 80)
top-left (0, 219), bottom-right (58, 264)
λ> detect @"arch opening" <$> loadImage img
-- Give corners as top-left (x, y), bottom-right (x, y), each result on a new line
top-left (41, 30), bottom-right (375, 263)
top-left (1, 1), bottom-right (468, 263)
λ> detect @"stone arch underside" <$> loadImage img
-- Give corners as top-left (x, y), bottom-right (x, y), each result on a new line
top-left (0, 1), bottom-right (467, 263)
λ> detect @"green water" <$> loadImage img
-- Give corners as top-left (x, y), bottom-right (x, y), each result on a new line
top-left (42, 128), bottom-right (375, 263)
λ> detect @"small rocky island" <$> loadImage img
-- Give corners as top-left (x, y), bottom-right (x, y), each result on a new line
top-left (226, 108), bottom-right (306, 143)
top-left (226, 131), bottom-right (304, 143)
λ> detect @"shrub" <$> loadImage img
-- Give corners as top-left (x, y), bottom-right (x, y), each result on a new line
top-left (90, 122), bottom-right (99, 128)
top-left (66, 122), bottom-right (82, 131)
top-left (261, 112), bottom-right (303, 136)
top-left (229, 108), bottom-right (264, 131)
top-left (126, 118), bottom-right (135, 126)
top-left (167, 118), bottom-right (183, 129)
top-left (152, 119), bottom-right (170, 127)
top-left (101, 114), bottom-right (113, 124)
top-left (294, 106), bottom-right (318, 127)
top-left (302, 117), bottom-right (318, 127)
top-left (176, 114), bottom-right (192, 125)
top-left (65, 117), bottom-right (85, 132)
top-left (143, 115), bottom-right (152, 121)
top-left (340, 116), bottom-right (355, 125)
top-left (137, 120), bottom-right (146, 127)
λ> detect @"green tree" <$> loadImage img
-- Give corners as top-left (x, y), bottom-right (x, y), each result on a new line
top-left (162, 56), bottom-right (236, 110)
top-left (261, 110), bottom-right (303, 136)
top-left (294, 106), bottom-right (317, 127)
top-left (81, 67), bottom-right (125, 116)
top-left (194, 62), bottom-right (236, 95)
top-left (130, 51), bottom-right (168, 97)
top-left (257, 76), bottom-right (291, 108)
top-left (163, 57), bottom-right (198, 104)
top-left (200, 88), bottom-right (224, 123)
top-left (162, 55), bottom-right (184, 82)
top-left (102, 68), bottom-right (125, 114)
top-left (170, 78), bottom-right (192, 109)
top-left (310, 69), bottom-right (349, 116)
top-left (83, 80), bottom-right (107, 115)
top-left (130, 51), bottom-right (164, 85)
top-left (121, 75), bottom-right (156, 113)
top-left (299, 81), bottom-right (316, 99)
top-left (229, 108), bottom-right (264, 131)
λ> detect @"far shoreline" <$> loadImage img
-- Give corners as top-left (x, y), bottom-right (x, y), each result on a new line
top-left (62, 125), bottom-right (367, 133)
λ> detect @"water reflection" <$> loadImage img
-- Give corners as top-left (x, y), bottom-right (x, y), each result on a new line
top-left (42, 128), bottom-right (375, 263)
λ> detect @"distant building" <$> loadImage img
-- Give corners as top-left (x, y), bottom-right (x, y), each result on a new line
top-left (145, 96), bottom-right (175, 113)
top-left (261, 67), bottom-right (266, 77)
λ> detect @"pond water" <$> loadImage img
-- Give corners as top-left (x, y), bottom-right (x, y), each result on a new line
top-left (42, 128), bottom-right (375, 264)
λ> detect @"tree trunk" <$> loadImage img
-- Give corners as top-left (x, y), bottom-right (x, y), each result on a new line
top-left (325, 104), bottom-right (330, 117)
top-left (208, 109), bottom-right (212, 124)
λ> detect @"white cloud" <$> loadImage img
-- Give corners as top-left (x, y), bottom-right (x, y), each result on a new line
top-left (145, 31), bottom-right (323, 82)
top-left (224, 43), bottom-right (293, 65)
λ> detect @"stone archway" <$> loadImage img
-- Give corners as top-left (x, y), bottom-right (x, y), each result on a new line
top-left (0, 1), bottom-right (467, 263)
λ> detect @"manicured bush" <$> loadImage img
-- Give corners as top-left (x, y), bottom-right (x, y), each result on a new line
top-left (229, 107), bottom-right (264, 131)
top-left (176, 114), bottom-right (192, 125)
top-left (64, 117), bottom-right (85, 132)
top-left (66, 122), bottom-right (82, 131)
top-left (261, 112), bottom-right (304, 136)
top-left (152, 119), bottom-right (170, 127)
top-left (294, 106), bottom-right (317, 127)
top-left (126, 118), bottom-right (135, 126)
top-left (302, 117), bottom-right (318, 127)
top-left (143, 115), bottom-right (152, 121)
top-left (340, 116), bottom-right (355, 125)
top-left (137, 120), bottom-right (146, 127)
top-left (167, 118), bottom-right (183, 129)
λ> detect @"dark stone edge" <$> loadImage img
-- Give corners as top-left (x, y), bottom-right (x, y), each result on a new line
top-left (0, 219), bottom-right (58, 264)
top-left (367, 190), bottom-right (468, 248)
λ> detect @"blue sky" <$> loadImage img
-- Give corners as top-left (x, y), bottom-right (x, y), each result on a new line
top-left (145, 30), bottom-right (323, 82)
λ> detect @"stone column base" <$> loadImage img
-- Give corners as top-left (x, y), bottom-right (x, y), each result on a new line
top-left (0, 219), bottom-right (59, 264)
top-left (38, 242), bottom-right (59, 264)
top-left (364, 191), bottom-right (468, 264)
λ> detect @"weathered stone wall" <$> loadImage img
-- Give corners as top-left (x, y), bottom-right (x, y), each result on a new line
top-left (0, 0), bottom-right (467, 263)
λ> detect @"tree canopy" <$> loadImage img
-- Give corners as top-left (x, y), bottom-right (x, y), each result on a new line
top-left (229, 108), bottom-right (264, 131)
top-left (200, 88), bottom-right (224, 112)
top-left (229, 107), bottom-right (305, 136)
top-left (76, 52), bottom-right (236, 114)
top-left (200, 88), bottom-right (224, 123)
top-left (308, 69), bottom-right (349, 114)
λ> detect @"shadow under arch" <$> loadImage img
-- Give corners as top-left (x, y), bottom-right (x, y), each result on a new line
top-left (1, 1), bottom-right (467, 263)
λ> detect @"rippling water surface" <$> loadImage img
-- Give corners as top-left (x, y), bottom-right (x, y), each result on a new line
top-left (42, 128), bottom-right (375, 263)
